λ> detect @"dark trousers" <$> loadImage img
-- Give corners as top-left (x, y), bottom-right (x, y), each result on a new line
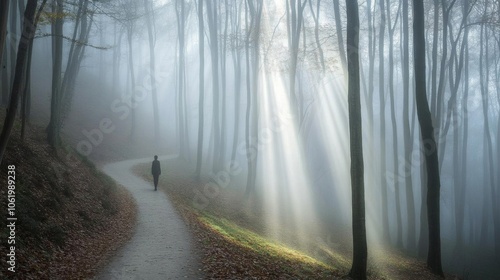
top-left (153, 174), bottom-right (159, 190)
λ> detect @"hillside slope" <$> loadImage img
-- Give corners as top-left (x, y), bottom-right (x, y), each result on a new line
top-left (0, 124), bottom-right (136, 279)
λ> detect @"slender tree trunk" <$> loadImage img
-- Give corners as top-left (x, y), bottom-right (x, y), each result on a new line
top-left (332, 0), bottom-right (346, 76)
top-left (378, 0), bottom-right (392, 245)
top-left (345, 1), bottom-right (367, 278)
top-left (430, 1), bottom-right (439, 116)
top-left (287, 0), bottom-right (306, 121)
top-left (244, 0), bottom-right (251, 194)
top-left (451, 0), bottom-right (470, 254)
top-left (8, 0), bottom-right (18, 91)
top-left (413, 1), bottom-right (444, 276)
top-left (308, 0), bottom-right (325, 71)
top-left (456, 14), bottom-right (469, 253)
top-left (127, 26), bottom-right (136, 141)
top-left (195, 0), bottom-right (205, 180)
top-left (479, 23), bottom-right (497, 251)
top-left (436, 1), bottom-right (459, 170)
top-left (47, 0), bottom-right (65, 148)
top-left (230, 1), bottom-right (242, 163)
top-left (1, 1), bottom-right (11, 105)
top-left (206, 0), bottom-right (221, 170)
top-left (0, 0), bottom-right (43, 163)
top-left (21, 39), bottom-right (34, 141)
top-left (0, 0), bottom-right (9, 71)
top-left (366, 0), bottom-right (375, 139)
top-left (244, 0), bottom-right (263, 197)
top-left (402, 0), bottom-right (416, 252)
top-left (60, 0), bottom-right (93, 123)
top-left (219, 0), bottom-right (230, 166)
top-left (144, 0), bottom-right (160, 145)
top-left (176, 0), bottom-right (189, 158)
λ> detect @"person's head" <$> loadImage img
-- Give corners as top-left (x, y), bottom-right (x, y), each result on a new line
top-left (154, 155), bottom-right (158, 160)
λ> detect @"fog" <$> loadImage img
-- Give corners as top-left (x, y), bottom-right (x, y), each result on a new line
top-left (1, 0), bottom-right (499, 278)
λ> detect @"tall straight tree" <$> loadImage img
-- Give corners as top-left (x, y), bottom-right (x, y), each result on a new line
top-left (219, 0), bottom-right (230, 167)
top-left (385, 0), bottom-right (403, 248)
top-left (332, 0), bottom-right (346, 76)
top-left (144, 0), bottom-right (160, 145)
top-left (176, 0), bottom-right (190, 158)
top-left (195, 0), bottom-right (204, 180)
top-left (47, 0), bottom-right (65, 147)
top-left (456, 0), bottom-right (470, 253)
top-left (0, 0), bottom-right (47, 164)
top-left (412, 0), bottom-right (444, 276)
top-left (0, 0), bottom-right (8, 68)
top-left (377, 0), bottom-right (392, 245)
top-left (60, 0), bottom-right (94, 122)
top-left (308, 0), bottom-right (325, 71)
top-left (286, 0), bottom-right (307, 121)
top-left (401, 0), bottom-right (416, 252)
top-left (125, 1), bottom-right (137, 141)
top-left (230, 0), bottom-right (243, 164)
top-left (244, 0), bottom-right (263, 197)
top-left (206, 0), bottom-right (222, 170)
top-left (345, 0), bottom-right (367, 278)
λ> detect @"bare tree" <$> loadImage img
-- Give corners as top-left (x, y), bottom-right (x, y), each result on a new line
top-left (195, 0), bottom-right (205, 180)
top-left (244, 0), bottom-right (263, 197)
top-left (413, 0), bottom-right (444, 276)
top-left (47, 0), bottom-right (65, 147)
top-left (346, 0), bottom-right (367, 278)
top-left (144, 0), bottom-right (160, 145)
top-left (0, 0), bottom-right (48, 163)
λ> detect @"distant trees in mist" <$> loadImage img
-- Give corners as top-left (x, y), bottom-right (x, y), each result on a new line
top-left (1, 0), bottom-right (500, 278)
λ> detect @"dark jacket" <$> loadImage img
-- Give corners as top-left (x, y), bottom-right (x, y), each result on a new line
top-left (151, 160), bottom-right (161, 176)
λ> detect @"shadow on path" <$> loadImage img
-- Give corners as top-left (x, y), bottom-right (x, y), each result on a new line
top-left (95, 155), bottom-right (203, 280)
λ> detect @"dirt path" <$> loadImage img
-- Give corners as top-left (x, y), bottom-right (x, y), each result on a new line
top-left (95, 155), bottom-right (203, 280)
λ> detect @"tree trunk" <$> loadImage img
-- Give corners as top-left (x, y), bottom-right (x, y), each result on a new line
top-left (176, 0), bottom-right (189, 158)
top-left (346, 0), bottom-right (367, 279)
top-left (206, 0), bottom-right (221, 170)
top-left (47, 0), bottom-right (65, 148)
top-left (244, 0), bottom-right (263, 197)
top-left (127, 26), bottom-right (136, 141)
top-left (412, 0), bottom-right (444, 276)
top-left (377, 0), bottom-right (392, 245)
top-left (332, 0), bottom-right (346, 76)
top-left (144, 0), bottom-right (160, 145)
top-left (230, 0), bottom-right (242, 163)
top-left (0, 0), bottom-right (8, 71)
top-left (308, 0), bottom-right (325, 71)
top-left (430, 1), bottom-right (439, 116)
top-left (287, 0), bottom-right (306, 121)
top-left (402, 0), bottom-right (416, 252)
top-left (456, 9), bottom-right (469, 252)
top-left (195, 0), bottom-right (205, 180)
top-left (0, 0), bottom-right (10, 106)
top-left (219, 0), bottom-right (230, 167)
top-left (0, 0), bottom-right (42, 163)
top-left (21, 39), bottom-right (34, 141)
top-left (479, 22), bottom-right (497, 252)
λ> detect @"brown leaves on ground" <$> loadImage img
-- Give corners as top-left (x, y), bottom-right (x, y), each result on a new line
top-left (0, 126), bottom-right (137, 279)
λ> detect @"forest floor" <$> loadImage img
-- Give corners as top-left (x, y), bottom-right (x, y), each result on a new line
top-left (134, 159), bottom-right (459, 280)
top-left (0, 120), bottom-right (137, 279)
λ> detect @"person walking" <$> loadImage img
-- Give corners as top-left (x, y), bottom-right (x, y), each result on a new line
top-left (151, 155), bottom-right (161, 191)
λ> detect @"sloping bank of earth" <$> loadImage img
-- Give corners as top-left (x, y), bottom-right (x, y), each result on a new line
top-left (0, 125), bottom-right (136, 279)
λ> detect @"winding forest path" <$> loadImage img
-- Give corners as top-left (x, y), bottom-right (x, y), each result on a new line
top-left (96, 155), bottom-right (203, 280)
